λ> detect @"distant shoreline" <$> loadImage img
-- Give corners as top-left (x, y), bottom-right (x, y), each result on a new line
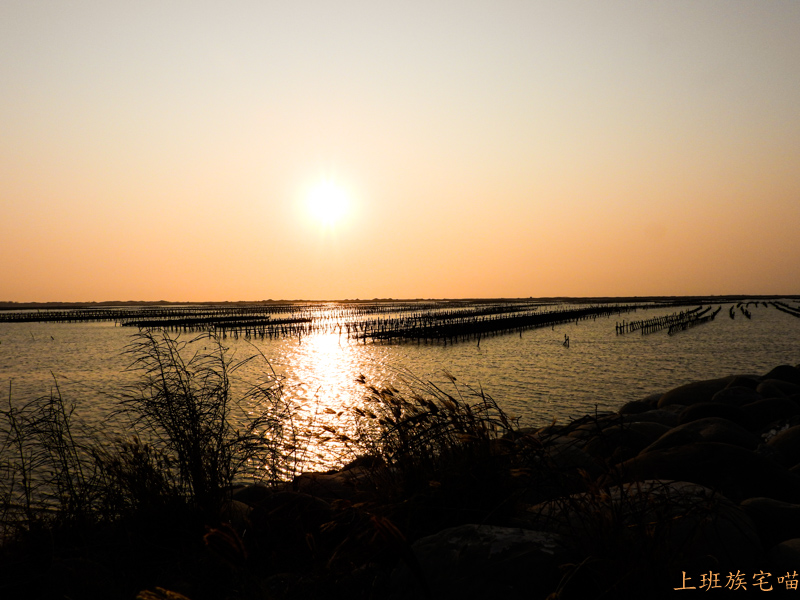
top-left (2, 294), bottom-right (799, 311)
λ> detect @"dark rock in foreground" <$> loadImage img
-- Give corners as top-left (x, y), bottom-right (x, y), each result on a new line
top-left (389, 525), bottom-right (567, 600)
top-left (231, 363), bottom-right (800, 599)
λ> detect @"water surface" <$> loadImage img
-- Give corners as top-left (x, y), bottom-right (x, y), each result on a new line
top-left (2, 301), bottom-right (798, 469)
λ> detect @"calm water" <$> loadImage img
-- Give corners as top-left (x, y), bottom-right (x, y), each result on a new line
top-left (1, 301), bottom-right (799, 469)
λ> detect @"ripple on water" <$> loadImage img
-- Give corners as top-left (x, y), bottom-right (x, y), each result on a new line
top-left (1, 302), bottom-right (799, 471)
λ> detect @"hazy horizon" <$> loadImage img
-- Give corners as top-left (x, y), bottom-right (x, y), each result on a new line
top-left (3, 1), bottom-right (799, 302)
top-left (2, 294), bottom-right (798, 307)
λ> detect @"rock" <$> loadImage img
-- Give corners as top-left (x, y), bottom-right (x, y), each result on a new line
top-left (741, 497), bottom-right (800, 548)
top-left (755, 443), bottom-right (788, 465)
top-left (767, 424), bottom-right (800, 466)
top-left (342, 454), bottom-right (385, 471)
top-left (219, 499), bottom-right (252, 531)
top-left (524, 480), bottom-right (762, 574)
top-left (763, 365), bottom-right (800, 386)
top-left (623, 420), bottom-right (672, 443)
top-left (582, 423), bottom-right (653, 463)
top-left (741, 397), bottom-right (800, 431)
top-left (291, 467), bottom-right (377, 501)
top-left (389, 524), bottom-right (567, 600)
top-left (231, 482), bottom-right (272, 506)
top-left (565, 415), bottom-right (618, 439)
top-left (247, 491), bottom-right (333, 568)
top-left (643, 392), bottom-right (664, 404)
top-left (677, 402), bottom-right (747, 426)
top-left (711, 386), bottom-right (762, 406)
top-left (641, 417), bottom-right (759, 454)
top-left (767, 538), bottom-right (800, 574)
top-left (616, 442), bottom-right (800, 503)
top-left (619, 399), bottom-right (653, 415)
top-left (46, 557), bottom-right (118, 600)
top-left (724, 375), bottom-right (761, 390)
top-left (621, 408), bottom-right (680, 428)
top-left (532, 439), bottom-right (600, 497)
top-left (658, 376), bottom-right (736, 408)
top-left (758, 379), bottom-right (800, 398)
top-left (543, 438), bottom-right (598, 471)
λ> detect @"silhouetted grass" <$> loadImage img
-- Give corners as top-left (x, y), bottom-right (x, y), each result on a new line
top-left (120, 331), bottom-right (297, 514)
top-left (344, 372), bottom-right (521, 503)
top-left (1, 331), bottom-right (733, 599)
top-left (0, 331), bottom-right (302, 598)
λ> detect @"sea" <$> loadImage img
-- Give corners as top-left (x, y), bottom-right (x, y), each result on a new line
top-left (1, 299), bottom-right (799, 471)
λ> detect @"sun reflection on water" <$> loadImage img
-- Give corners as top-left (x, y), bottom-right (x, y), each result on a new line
top-left (280, 332), bottom-right (369, 470)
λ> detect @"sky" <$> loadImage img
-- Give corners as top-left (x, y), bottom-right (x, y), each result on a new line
top-left (2, 1), bottom-right (799, 301)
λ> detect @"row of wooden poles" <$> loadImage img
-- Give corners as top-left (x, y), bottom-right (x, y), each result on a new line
top-left (615, 306), bottom-right (706, 335)
top-left (155, 303), bottom-right (646, 343)
top-left (142, 302), bottom-right (566, 341)
top-left (0, 300), bottom-right (544, 326)
top-left (350, 304), bottom-right (646, 345)
top-left (9, 299), bottom-right (791, 344)
top-left (0, 305), bottom-right (294, 324)
top-left (772, 301), bottom-right (800, 319)
top-left (667, 306), bottom-right (722, 335)
top-left (0, 302), bottom-right (435, 326)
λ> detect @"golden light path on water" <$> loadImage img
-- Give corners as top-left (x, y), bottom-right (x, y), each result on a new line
top-left (283, 332), bottom-right (364, 469)
top-left (243, 331), bottom-right (397, 472)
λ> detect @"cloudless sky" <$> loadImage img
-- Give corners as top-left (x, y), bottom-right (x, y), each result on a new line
top-left (2, 1), bottom-right (799, 301)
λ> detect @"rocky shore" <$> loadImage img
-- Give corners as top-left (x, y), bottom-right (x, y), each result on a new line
top-left (225, 363), bottom-right (800, 599)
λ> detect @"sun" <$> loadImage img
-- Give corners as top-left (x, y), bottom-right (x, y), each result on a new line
top-left (307, 180), bottom-right (350, 227)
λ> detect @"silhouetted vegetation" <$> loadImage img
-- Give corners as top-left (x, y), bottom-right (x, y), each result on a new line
top-left (2, 330), bottom-right (800, 599)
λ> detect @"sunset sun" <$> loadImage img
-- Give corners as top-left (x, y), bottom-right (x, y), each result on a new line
top-left (307, 180), bottom-right (350, 227)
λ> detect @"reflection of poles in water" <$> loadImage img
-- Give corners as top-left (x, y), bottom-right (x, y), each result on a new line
top-left (563, 334), bottom-right (570, 348)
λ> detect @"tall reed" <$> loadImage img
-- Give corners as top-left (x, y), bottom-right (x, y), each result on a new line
top-left (120, 330), bottom-right (297, 513)
top-left (0, 330), bottom-right (298, 538)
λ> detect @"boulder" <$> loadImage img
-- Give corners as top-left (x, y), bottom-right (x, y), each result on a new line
top-left (619, 399), bottom-right (653, 415)
top-left (389, 525), bottom-right (567, 600)
top-left (641, 417), bottom-right (759, 454)
top-left (724, 375), bottom-right (761, 390)
top-left (231, 482), bottom-right (272, 506)
top-left (642, 392), bottom-right (665, 405)
top-left (616, 442), bottom-right (800, 503)
top-left (741, 497), bottom-right (800, 548)
top-left (623, 420), bottom-right (672, 443)
top-left (291, 467), bottom-right (377, 501)
top-left (45, 557), bottom-right (118, 600)
top-left (711, 386), bottom-right (762, 407)
top-left (741, 397), bottom-right (800, 432)
top-left (532, 440), bottom-right (600, 498)
top-left (767, 539), bottom-right (800, 575)
top-left (582, 423), bottom-right (653, 463)
top-left (524, 480), bottom-right (762, 573)
top-left (658, 376), bottom-right (736, 408)
top-left (758, 379), bottom-right (800, 398)
top-left (247, 491), bottom-right (333, 568)
top-left (763, 365), bottom-right (800, 386)
top-left (767, 424), bottom-right (800, 467)
top-left (219, 499), bottom-right (252, 531)
top-left (621, 408), bottom-right (680, 428)
top-left (542, 438), bottom-right (599, 474)
top-left (677, 402), bottom-right (747, 426)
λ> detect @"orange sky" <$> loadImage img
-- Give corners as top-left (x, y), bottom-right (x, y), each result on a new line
top-left (2, 1), bottom-right (799, 301)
